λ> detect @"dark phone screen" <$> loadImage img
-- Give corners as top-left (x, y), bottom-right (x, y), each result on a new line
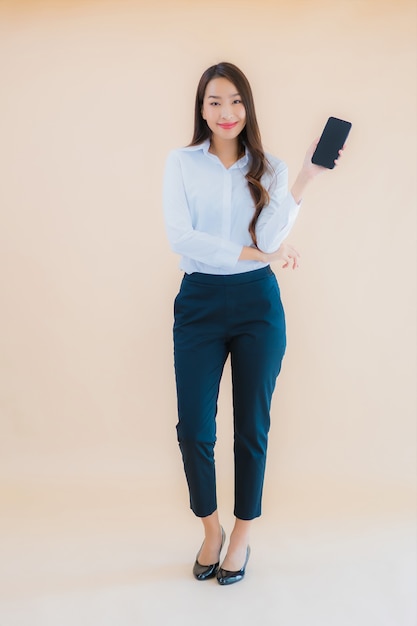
top-left (312, 117), bottom-right (352, 169)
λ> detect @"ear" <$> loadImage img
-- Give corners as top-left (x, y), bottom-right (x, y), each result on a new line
top-left (201, 106), bottom-right (206, 121)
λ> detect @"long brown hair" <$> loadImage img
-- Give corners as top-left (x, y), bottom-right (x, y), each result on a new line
top-left (189, 62), bottom-right (272, 246)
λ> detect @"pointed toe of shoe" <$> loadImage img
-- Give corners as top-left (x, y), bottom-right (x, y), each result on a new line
top-left (217, 546), bottom-right (251, 586)
top-left (192, 526), bottom-right (226, 581)
top-left (216, 567), bottom-right (244, 585)
top-left (193, 559), bottom-right (220, 580)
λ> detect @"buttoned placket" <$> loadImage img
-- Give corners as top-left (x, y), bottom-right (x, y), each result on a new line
top-left (205, 149), bottom-right (248, 243)
top-left (221, 168), bottom-right (233, 240)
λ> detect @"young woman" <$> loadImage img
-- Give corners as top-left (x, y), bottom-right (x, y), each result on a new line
top-left (163, 62), bottom-right (342, 586)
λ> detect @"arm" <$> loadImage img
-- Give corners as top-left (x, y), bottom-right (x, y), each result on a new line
top-left (290, 139), bottom-right (334, 203)
top-left (162, 151), bottom-right (295, 269)
top-left (239, 241), bottom-right (300, 269)
top-left (255, 139), bottom-right (344, 253)
top-left (163, 151), bottom-right (242, 269)
top-left (254, 160), bottom-right (301, 253)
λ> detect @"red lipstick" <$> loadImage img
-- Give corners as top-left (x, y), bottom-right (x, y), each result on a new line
top-left (218, 122), bottom-right (238, 130)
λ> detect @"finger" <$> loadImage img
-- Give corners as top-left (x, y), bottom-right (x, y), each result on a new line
top-left (285, 255), bottom-right (298, 267)
top-left (288, 248), bottom-right (301, 259)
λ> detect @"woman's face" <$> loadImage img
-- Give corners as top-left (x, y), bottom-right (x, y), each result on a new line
top-left (201, 77), bottom-right (246, 141)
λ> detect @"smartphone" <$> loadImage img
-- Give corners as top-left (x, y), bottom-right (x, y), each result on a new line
top-left (311, 116), bottom-right (352, 169)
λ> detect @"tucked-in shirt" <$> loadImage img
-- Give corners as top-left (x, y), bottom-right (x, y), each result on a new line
top-left (163, 138), bottom-right (301, 275)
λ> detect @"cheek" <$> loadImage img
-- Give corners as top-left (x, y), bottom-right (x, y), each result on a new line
top-left (205, 110), bottom-right (217, 126)
top-left (202, 106), bottom-right (214, 122)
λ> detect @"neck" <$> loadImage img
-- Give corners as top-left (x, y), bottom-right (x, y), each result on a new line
top-left (209, 136), bottom-right (242, 167)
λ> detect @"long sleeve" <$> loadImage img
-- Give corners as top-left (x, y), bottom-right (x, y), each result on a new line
top-left (255, 159), bottom-right (301, 253)
top-left (163, 150), bottom-right (243, 269)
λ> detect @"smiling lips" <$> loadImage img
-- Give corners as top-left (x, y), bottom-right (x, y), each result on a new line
top-left (218, 122), bottom-right (238, 130)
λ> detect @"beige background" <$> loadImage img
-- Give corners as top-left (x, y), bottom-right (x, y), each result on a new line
top-left (0, 1), bottom-right (416, 624)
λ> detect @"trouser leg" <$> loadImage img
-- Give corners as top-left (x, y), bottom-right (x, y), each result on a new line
top-left (230, 273), bottom-right (286, 520)
top-left (173, 279), bottom-right (228, 518)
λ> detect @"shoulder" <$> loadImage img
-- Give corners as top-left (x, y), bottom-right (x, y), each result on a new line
top-left (164, 143), bottom-right (209, 184)
top-left (164, 144), bottom-right (208, 175)
top-left (166, 142), bottom-right (207, 161)
top-left (258, 152), bottom-right (288, 192)
top-left (264, 151), bottom-right (288, 176)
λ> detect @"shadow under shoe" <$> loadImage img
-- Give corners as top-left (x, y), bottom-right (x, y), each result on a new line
top-left (217, 545), bottom-right (251, 586)
top-left (193, 527), bottom-right (226, 581)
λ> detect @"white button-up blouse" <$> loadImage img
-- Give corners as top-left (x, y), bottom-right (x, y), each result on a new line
top-left (163, 139), bottom-right (301, 275)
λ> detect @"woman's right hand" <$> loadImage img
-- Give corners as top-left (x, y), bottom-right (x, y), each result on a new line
top-left (263, 242), bottom-right (300, 269)
top-left (240, 243), bottom-right (300, 268)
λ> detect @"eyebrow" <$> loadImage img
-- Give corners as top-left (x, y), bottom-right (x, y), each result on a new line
top-left (207, 93), bottom-right (241, 100)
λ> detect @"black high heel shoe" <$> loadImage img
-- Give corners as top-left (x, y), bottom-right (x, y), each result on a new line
top-left (193, 527), bottom-right (226, 581)
top-left (217, 545), bottom-right (251, 586)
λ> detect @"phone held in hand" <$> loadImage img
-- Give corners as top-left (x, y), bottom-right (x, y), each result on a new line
top-left (312, 116), bottom-right (352, 169)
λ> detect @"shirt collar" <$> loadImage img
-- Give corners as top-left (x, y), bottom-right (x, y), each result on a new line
top-left (191, 138), bottom-right (250, 169)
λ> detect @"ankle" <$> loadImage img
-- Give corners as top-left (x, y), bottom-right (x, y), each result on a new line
top-left (200, 511), bottom-right (222, 537)
top-left (229, 521), bottom-right (252, 545)
top-left (229, 530), bottom-right (250, 547)
top-left (204, 525), bottom-right (223, 542)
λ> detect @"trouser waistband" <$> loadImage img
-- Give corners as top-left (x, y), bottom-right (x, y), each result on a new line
top-left (183, 265), bottom-right (273, 286)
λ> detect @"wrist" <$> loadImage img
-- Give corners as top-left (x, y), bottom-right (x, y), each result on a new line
top-left (239, 245), bottom-right (266, 262)
top-left (291, 170), bottom-right (312, 204)
top-left (256, 249), bottom-right (266, 263)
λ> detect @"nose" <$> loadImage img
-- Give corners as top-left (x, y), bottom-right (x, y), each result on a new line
top-left (221, 107), bottom-right (233, 120)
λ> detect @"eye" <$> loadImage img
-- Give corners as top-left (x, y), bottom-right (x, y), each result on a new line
top-left (233, 99), bottom-right (242, 104)
top-left (210, 102), bottom-right (220, 106)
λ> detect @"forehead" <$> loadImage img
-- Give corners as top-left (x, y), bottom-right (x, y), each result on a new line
top-left (204, 77), bottom-right (239, 98)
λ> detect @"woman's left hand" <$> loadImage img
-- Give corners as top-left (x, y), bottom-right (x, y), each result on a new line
top-left (264, 242), bottom-right (300, 270)
top-left (291, 139), bottom-right (345, 203)
top-left (302, 138), bottom-right (345, 179)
